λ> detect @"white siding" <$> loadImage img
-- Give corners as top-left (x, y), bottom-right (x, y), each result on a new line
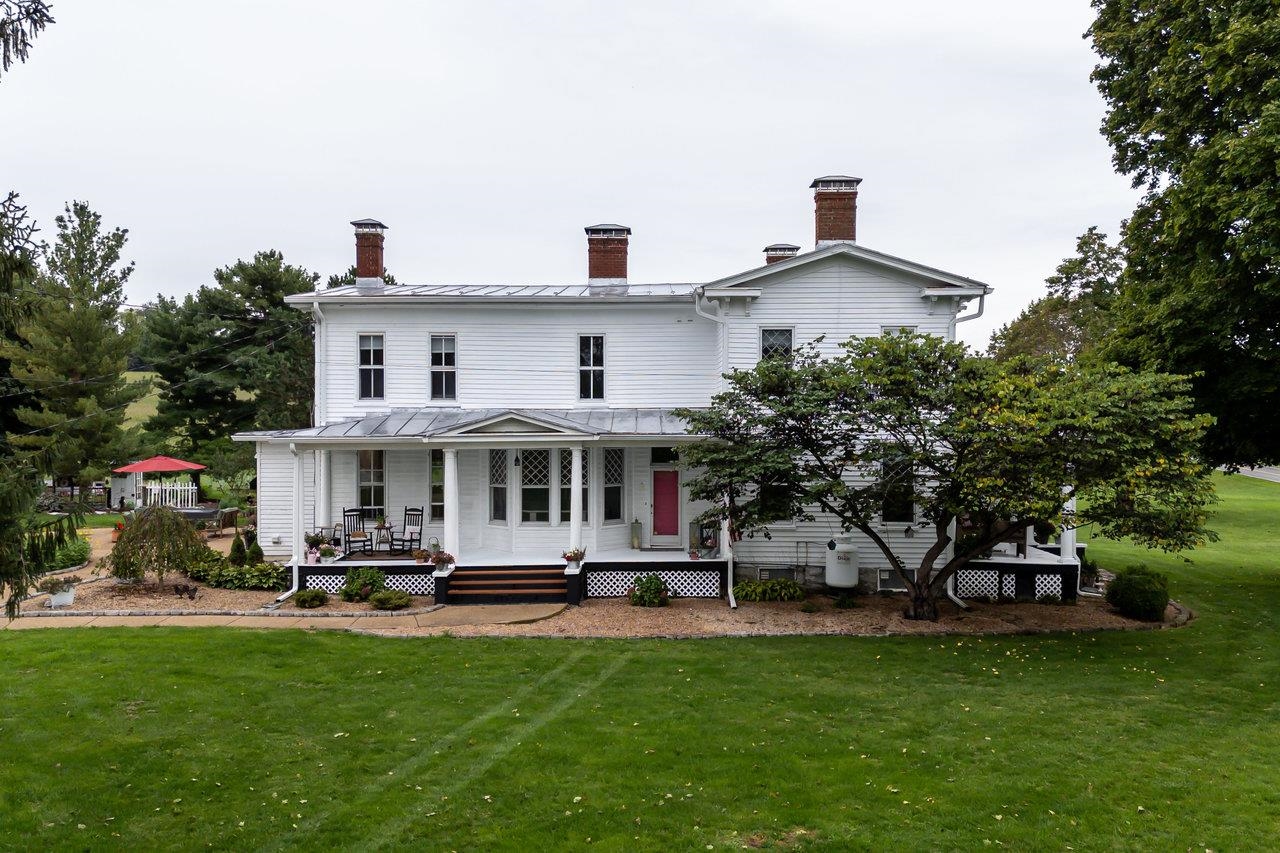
top-left (320, 304), bottom-right (720, 422)
top-left (725, 255), bottom-right (958, 372)
top-left (256, 442), bottom-right (314, 558)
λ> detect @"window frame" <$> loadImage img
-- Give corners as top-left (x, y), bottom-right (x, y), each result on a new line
top-left (428, 448), bottom-right (445, 523)
top-left (577, 333), bottom-right (606, 401)
top-left (879, 457), bottom-right (915, 524)
top-left (519, 448), bottom-right (551, 524)
top-left (602, 447), bottom-right (625, 524)
top-left (759, 327), bottom-right (794, 361)
top-left (880, 325), bottom-right (918, 337)
top-left (488, 449), bottom-right (508, 524)
top-left (357, 332), bottom-right (385, 401)
top-left (429, 333), bottom-right (458, 402)
top-left (357, 449), bottom-right (386, 521)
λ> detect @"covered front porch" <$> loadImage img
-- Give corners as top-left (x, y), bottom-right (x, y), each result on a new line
top-left (238, 408), bottom-right (735, 602)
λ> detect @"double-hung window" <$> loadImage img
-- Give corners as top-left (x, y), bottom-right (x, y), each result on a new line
top-left (489, 450), bottom-right (507, 523)
top-left (357, 450), bottom-right (385, 520)
top-left (760, 328), bottom-right (793, 361)
top-left (520, 449), bottom-right (550, 522)
top-left (358, 334), bottom-right (384, 399)
top-left (430, 334), bottom-right (456, 400)
top-left (559, 449), bottom-right (588, 523)
top-left (603, 448), bottom-right (625, 522)
top-left (578, 335), bottom-right (604, 400)
top-left (429, 449), bottom-right (444, 522)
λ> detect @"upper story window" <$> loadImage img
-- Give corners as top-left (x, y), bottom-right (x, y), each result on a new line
top-left (358, 334), bottom-right (384, 400)
top-left (520, 449), bottom-right (550, 523)
top-left (760, 328), bottom-right (793, 361)
top-left (430, 334), bottom-right (457, 400)
top-left (357, 449), bottom-right (385, 520)
top-left (579, 335), bottom-right (604, 400)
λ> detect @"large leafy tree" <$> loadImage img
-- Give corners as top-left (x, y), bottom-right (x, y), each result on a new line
top-left (0, 201), bottom-right (147, 485)
top-left (678, 334), bottom-right (1215, 620)
top-left (990, 227), bottom-right (1123, 362)
top-left (1089, 1), bottom-right (1280, 466)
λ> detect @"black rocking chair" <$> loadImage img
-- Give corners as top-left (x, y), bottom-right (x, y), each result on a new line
top-left (389, 507), bottom-right (424, 556)
top-left (342, 508), bottom-right (374, 556)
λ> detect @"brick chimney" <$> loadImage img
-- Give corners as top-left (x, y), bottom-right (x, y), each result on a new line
top-left (585, 224), bottom-right (630, 288)
top-left (764, 243), bottom-right (800, 265)
top-left (351, 218), bottom-right (388, 287)
top-left (810, 176), bottom-right (862, 247)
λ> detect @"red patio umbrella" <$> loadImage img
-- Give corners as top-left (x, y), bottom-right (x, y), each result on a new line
top-left (113, 455), bottom-right (206, 474)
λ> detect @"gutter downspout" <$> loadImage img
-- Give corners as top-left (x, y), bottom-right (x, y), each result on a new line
top-left (943, 518), bottom-right (969, 610)
top-left (693, 287), bottom-right (729, 385)
top-left (277, 442), bottom-right (303, 603)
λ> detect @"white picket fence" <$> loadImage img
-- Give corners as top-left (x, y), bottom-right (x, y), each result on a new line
top-left (143, 482), bottom-right (198, 508)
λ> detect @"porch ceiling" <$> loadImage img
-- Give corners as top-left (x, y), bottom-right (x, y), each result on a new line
top-left (233, 407), bottom-right (704, 444)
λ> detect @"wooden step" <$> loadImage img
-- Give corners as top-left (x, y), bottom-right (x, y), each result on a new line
top-left (449, 586), bottom-right (566, 596)
top-left (451, 578), bottom-right (566, 588)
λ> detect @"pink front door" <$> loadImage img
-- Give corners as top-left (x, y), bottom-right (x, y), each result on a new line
top-left (652, 470), bottom-right (680, 538)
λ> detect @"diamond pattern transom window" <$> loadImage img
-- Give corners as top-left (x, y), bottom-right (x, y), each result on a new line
top-left (521, 449), bottom-right (550, 487)
top-left (489, 449), bottom-right (507, 485)
top-left (560, 448), bottom-right (588, 485)
top-left (604, 448), bottom-right (625, 485)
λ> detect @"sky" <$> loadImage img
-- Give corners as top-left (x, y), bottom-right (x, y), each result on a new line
top-left (4, 0), bottom-right (1139, 347)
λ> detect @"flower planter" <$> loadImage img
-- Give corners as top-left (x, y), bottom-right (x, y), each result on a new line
top-left (47, 588), bottom-right (75, 608)
top-left (320, 556), bottom-right (336, 565)
top-left (566, 560), bottom-right (581, 572)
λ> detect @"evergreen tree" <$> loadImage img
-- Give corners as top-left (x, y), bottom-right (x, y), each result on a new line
top-left (0, 201), bottom-right (148, 486)
top-left (326, 265), bottom-right (398, 289)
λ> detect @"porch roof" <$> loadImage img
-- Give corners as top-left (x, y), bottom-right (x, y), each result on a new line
top-left (233, 407), bottom-right (703, 444)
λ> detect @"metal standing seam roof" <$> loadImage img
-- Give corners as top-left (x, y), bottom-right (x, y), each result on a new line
top-left (234, 408), bottom-right (703, 441)
top-left (289, 282), bottom-right (699, 302)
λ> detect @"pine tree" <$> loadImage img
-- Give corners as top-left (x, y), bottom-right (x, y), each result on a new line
top-left (0, 201), bottom-right (148, 486)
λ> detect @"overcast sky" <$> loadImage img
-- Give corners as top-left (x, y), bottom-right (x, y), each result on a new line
top-left (5, 0), bottom-right (1137, 347)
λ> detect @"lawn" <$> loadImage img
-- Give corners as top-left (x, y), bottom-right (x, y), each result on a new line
top-left (2, 474), bottom-right (1277, 850)
top-left (123, 370), bottom-right (158, 429)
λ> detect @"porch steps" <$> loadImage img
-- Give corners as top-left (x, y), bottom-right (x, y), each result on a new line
top-left (447, 565), bottom-right (567, 604)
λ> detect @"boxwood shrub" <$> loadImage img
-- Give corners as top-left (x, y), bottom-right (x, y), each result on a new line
top-left (369, 589), bottom-right (412, 610)
top-left (340, 567), bottom-right (386, 602)
top-left (294, 588), bottom-right (329, 609)
top-left (1106, 564), bottom-right (1169, 621)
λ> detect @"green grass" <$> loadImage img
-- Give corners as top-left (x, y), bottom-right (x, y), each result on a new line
top-left (3, 473), bottom-right (1278, 850)
top-left (36, 512), bottom-right (125, 529)
top-left (123, 370), bottom-right (158, 428)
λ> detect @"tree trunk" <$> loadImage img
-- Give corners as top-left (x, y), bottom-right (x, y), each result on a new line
top-left (905, 586), bottom-right (940, 621)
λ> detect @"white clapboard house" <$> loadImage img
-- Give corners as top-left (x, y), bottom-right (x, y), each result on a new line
top-left (234, 177), bottom-right (993, 604)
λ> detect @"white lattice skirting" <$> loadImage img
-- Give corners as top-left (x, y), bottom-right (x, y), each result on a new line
top-left (954, 570), bottom-right (1064, 600)
top-left (303, 573), bottom-right (435, 596)
top-left (586, 569), bottom-right (721, 598)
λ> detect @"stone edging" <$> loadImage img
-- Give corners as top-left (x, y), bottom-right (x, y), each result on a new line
top-left (19, 604), bottom-right (446, 619)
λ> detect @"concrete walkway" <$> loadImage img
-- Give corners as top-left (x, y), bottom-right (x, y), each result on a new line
top-left (4, 604), bottom-right (566, 632)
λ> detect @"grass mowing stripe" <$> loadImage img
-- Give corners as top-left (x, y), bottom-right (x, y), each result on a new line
top-left (254, 645), bottom-right (593, 852)
top-left (363, 651), bottom-right (635, 851)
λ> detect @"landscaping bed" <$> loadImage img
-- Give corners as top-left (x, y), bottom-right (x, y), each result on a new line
top-left (366, 591), bottom-right (1176, 638)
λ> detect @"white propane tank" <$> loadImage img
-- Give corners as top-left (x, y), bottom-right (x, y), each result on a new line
top-left (824, 537), bottom-right (859, 588)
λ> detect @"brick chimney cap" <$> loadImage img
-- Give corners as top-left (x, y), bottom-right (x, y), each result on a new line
top-left (351, 218), bottom-right (388, 231)
top-left (764, 243), bottom-right (801, 252)
top-left (809, 176), bottom-right (863, 189)
top-left (584, 224), bottom-right (631, 236)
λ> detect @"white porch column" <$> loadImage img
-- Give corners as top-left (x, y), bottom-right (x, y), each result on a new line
top-left (290, 443), bottom-right (304, 566)
top-left (443, 447), bottom-right (460, 557)
top-left (1059, 496), bottom-right (1078, 564)
top-left (316, 449), bottom-right (331, 531)
top-left (569, 445), bottom-right (583, 551)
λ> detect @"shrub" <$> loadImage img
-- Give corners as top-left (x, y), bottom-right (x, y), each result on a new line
top-left (294, 588), bottom-right (329, 609)
top-left (628, 573), bottom-right (670, 607)
top-left (228, 531), bottom-right (247, 567)
top-left (732, 578), bottom-right (806, 602)
top-left (245, 539), bottom-right (264, 564)
top-left (36, 575), bottom-right (84, 595)
top-left (104, 506), bottom-right (205, 585)
top-left (210, 562), bottom-right (287, 591)
top-left (799, 600), bottom-right (821, 613)
top-left (47, 536), bottom-right (91, 571)
top-left (1106, 564), bottom-right (1170, 621)
top-left (184, 548), bottom-right (229, 582)
top-left (340, 567), bottom-right (386, 602)
top-left (369, 589), bottom-right (412, 610)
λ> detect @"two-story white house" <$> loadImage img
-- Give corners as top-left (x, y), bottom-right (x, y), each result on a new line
top-left (234, 176), bottom-right (991, 603)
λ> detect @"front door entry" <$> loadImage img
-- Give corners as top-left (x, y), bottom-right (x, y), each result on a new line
top-left (651, 469), bottom-right (680, 547)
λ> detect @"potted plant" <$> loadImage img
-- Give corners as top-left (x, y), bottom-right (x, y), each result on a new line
top-left (37, 575), bottom-right (84, 608)
top-left (374, 514), bottom-right (388, 529)
top-left (412, 549), bottom-right (430, 564)
top-left (318, 544), bottom-right (338, 564)
top-left (305, 548), bottom-right (319, 565)
top-left (689, 548), bottom-right (701, 560)
top-left (431, 551), bottom-right (455, 570)
top-left (110, 520), bottom-right (125, 543)
top-left (304, 532), bottom-right (325, 550)
top-left (562, 547), bottom-right (586, 571)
